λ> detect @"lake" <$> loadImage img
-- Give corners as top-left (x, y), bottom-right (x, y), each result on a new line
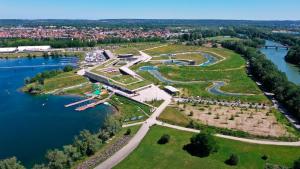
top-left (0, 57), bottom-right (113, 167)
top-left (260, 40), bottom-right (300, 85)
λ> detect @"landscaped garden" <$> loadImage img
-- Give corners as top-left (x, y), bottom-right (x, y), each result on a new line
top-left (115, 126), bottom-right (300, 169)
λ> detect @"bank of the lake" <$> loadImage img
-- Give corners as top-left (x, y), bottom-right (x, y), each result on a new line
top-left (260, 40), bottom-right (300, 85)
top-left (0, 57), bottom-right (113, 167)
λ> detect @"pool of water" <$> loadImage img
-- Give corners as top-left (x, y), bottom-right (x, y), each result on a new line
top-left (260, 40), bottom-right (300, 85)
top-left (0, 57), bottom-right (112, 167)
top-left (199, 53), bottom-right (218, 67)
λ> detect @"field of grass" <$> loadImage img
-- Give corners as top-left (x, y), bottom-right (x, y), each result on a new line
top-left (43, 74), bottom-right (88, 92)
top-left (113, 42), bottom-right (166, 56)
top-left (109, 95), bottom-right (152, 122)
top-left (111, 75), bottom-right (141, 84)
top-left (206, 36), bottom-right (241, 42)
top-left (173, 53), bottom-right (207, 65)
top-left (145, 44), bottom-right (202, 56)
top-left (158, 106), bottom-right (190, 126)
top-left (115, 126), bottom-right (300, 169)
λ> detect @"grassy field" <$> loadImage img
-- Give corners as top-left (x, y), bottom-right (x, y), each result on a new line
top-left (145, 44), bottom-right (202, 56)
top-left (206, 36), bottom-right (241, 42)
top-left (173, 53), bottom-right (207, 65)
top-left (115, 126), bottom-right (300, 169)
top-left (139, 44), bottom-right (268, 103)
top-left (113, 42), bottom-right (166, 56)
top-left (109, 95), bottom-right (152, 122)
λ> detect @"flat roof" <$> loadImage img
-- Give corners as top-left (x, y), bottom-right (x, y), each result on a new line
top-left (164, 86), bottom-right (179, 92)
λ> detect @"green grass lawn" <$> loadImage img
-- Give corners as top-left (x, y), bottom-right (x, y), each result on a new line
top-left (113, 42), bottom-right (166, 56)
top-left (110, 95), bottom-right (152, 122)
top-left (111, 75), bottom-right (141, 84)
top-left (206, 36), bottom-right (241, 42)
top-left (43, 74), bottom-right (88, 92)
top-left (115, 126), bottom-right (300, 169)
top-left (173, 53), bottom-right (207, 65)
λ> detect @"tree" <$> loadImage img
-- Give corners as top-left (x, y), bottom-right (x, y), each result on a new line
top-left (157, 134), bottom-right (170, 144)
top-left (0, 157), bottom-right (25, 169)
top-left (184, 132), bottom-right (218, 157)
top-left (46, 149), bottom-right (68, 169)
top-left (98, 130), bottom-right (110, 142)
top-left (225, 154), bottom-right (239, 166)
top-left (63, 65), bottom-right (74, 72)
top-left (125, 128), bottom-right (131, 136)
top-left (103, 116), bottom-right (122, 137)
top-left (74, 130), bottom-right (102, 156)
top-left (32, 164), bottom-right (49, 169)
top-left (63, 145), bottom-right (82, 166)
top-left (294, 157), bottom-right (300, 169)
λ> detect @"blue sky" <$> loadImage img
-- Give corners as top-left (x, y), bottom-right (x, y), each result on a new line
top-left (0, 0), bottom-right (299, 20)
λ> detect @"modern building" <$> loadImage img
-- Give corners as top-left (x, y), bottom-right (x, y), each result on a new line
top-left (103, 50), bottom-right (115, 59)
top-left (0, 47), bottom-right (17, 53)
top-left (164, 86), bottom-right (179, 95)
top-left (17, 46), bottom-right (51, 52)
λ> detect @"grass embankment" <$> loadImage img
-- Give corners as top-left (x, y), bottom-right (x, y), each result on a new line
top-left (206, 36), bottom-right (241, 42)
top-left (115, 126), bottom-right (300, 169)
top-left (109, 95), bottom-right (152, 123)
top-left (112, 42), bottom-right (166, 56)
top-left (23, 71), bottom-right (89, 95)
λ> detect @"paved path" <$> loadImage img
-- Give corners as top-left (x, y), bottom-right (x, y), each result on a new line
top-left (156, 121), bottom-right (300, 146)
top-left (95, 95), bottom-right (171, 169)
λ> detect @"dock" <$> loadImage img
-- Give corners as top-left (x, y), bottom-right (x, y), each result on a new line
top-left (65, 96), bottom-right (96, 108)
top-left (75, 92), bottom-right (114, 111)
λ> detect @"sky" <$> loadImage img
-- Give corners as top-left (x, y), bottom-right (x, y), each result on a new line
top-left (0, 0), bottom-right (299, 20)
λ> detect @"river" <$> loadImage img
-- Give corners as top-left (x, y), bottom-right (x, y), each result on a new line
top-left (260, 40), bottom-right (300, 85)
top-left (0, 57), bottom-right (112, 167)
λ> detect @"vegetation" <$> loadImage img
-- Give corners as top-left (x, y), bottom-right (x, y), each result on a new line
top-left (285, 46), bottom-right (300, 66)
top-left (222, 40), bottom-right (300, 121)
top-left (294, 158), bottom-right (300, 169)
top-left (109, 95), bottom-right (152, 122)
top-left (115, 126), bottom-right (300, 169)
top-left (225, 154), bottom-right (239, 166)
top-left (27, 116), bottom-right (122, 169)
top-left (157, 134), bottom-right (171, 144)
top-left (184, 132), bottom-right (218, 157)
top-left (0, 157), bottom-right (25, 169)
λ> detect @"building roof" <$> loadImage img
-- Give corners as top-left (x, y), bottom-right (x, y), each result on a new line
top-left (119, 66), bottom-right (138, 77)
top-left (0, 47), bottom-right (17, 52)
top-left (103, 50), bottom-right (115, 59)
top-left (164, 86), bottom-right (179, 93)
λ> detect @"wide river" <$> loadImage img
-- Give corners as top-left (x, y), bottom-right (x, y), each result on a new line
top-left (0, 57), bottom-right (112, 167)
top-left (260, 40), bottom-right (300, 85)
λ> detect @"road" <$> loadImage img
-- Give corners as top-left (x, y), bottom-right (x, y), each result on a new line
top-left (95, 95), bottom-right (171, 169)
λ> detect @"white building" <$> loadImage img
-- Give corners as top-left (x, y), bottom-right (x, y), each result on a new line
top-left (17, 46), bottom-right (51, 52)
top-left (0, 47), bottom-right (17, 53)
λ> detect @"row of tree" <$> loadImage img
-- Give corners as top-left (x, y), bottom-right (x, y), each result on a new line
top-left (222, 40), bottom-right (300, 121)
top-left (0, 36), bottom-right (165, 49)
top-left (285, 46), bottom-right (300, 66)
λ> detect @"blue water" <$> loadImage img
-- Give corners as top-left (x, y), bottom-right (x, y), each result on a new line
top-left (0, 57), bottom-right (112, 167)
top-left (260, 40), bottom-right (300, 85)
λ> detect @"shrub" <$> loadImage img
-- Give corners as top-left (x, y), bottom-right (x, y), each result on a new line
top-left (157, 134), bottom-right (170, 144)
top-left (225, 154), bottom-right (239, 166)
top-left (183, 132), bottom-right (218, 157)
top-left (294, 157), bottom-right (300, 169)
top-left (261, 154), bottom-right (268, 161)
top-left (0, 157), bottom-right (25, 169)
top-left (125, 128), bottom-right (132, 135)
